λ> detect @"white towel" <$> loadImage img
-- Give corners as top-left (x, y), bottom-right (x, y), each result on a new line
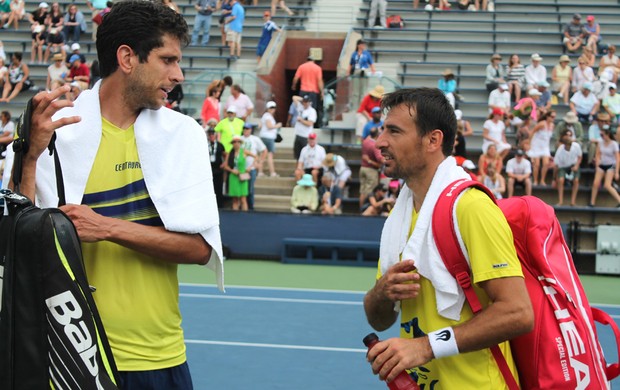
top-left (379, 157), bottom-right (470, 321)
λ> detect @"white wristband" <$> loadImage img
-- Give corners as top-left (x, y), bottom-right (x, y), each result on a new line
top-left (428, 327), bottom-right (459, 359)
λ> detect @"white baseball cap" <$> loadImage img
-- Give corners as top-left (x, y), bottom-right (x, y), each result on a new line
top-left (71, 43), bottom-right (80, 51)
top-left (226, 106), bottom-right (237, 113)
top-left (266, 101), bottom-right (276, 109)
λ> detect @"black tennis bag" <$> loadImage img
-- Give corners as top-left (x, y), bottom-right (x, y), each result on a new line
top-left (0, 99), bottom-right (120, 389)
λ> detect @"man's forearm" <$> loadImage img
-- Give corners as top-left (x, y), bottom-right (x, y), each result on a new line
top-left (364, 286), bottom-right (398, 331)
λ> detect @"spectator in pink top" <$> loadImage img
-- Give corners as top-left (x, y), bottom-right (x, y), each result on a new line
top-left (291, 54), bottom-right (324, 111)
top-left (359, 126), bottom-right (384, 209)
top-left (225, 84), bottom-right (254, 121)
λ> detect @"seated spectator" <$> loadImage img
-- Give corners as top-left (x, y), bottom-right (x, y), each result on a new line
top-left (224, 135), bottom-right (251, 211)
top-left (0, 110), bottom-right (15, 155)
top-left (513, 88), bottom-right (541, 122)
top-left (360, 127), bottom-right (383, 209)
top-left (602, 83), bottom-right (620, 123)
top-left (516, 117), bottom-right (533, 151)
top-left (488, 83), bottom-right (511, 114)
top-left (65, 42), bottom-right (86, 65)
top-left (295, 132), bottom-right (325, 184)
top-left (43, 2), bottom-right (64, 63)
top-left (258, 100), bottom-right (282, 177)
top-left (505, 54), bottom-right (526, 102)
top-left (593, 73), bottom-right (612, 101)
top-left (552, 55), bottom-right (572, 105)
top-left (0, 57), bottom-right (7, 91)
top-left (3, 0), bottom-right (25, 30)
top-left (454, 109), bottom-right (473, 159)
top-left (481, 163), bottom-right (505, 199)
top-left (28, 2), bottom-right (48, 64)
top-left (598, 44), bottom-right (620, 83)
top-left (64, 53), bottom-right (89, 91)
top-left (318, 172), bottom-right (342, 215)
top-left (535, 80), bottom-right (552, 116)
top-left (362, 106), bottom-right (383, 139)
top-left (485, 53), bottom-right (505, 93)
top-left (1, 0), bottom-right (11, 26)
top-left (506, 149), bottom-right (533, 197)
top-left (482, 108), bottom-right (512, 159)
top-left (581, 46), bottom-right (596, 68)
top-left (584, 15), bottom-right (601, 55)
top-left (361, 184), bottom-right (393, 217)
top-left (0, 52), bottom-right (30, 103)
top-left (552, 111), bottom-right (584, 151)
top-left (554, 129), bottom-right (582, 206)
top-left (46, 51), bottom-right (67, 90)
top-left (570, 82), bottom-right (600, 125)
top-left (323, 153), bottom-right (352, 191)
top-left (563, 13), bottom-right (587, 53)
top-left (356, 85), bottom-right (384, 143)
top-left (201, 81), bottom-right (222, 125)
top-left (571, 56), bottom-right (595, 93)
top-left (528, 111), bottom-right (556, 186)
top-left (63, 4), bottom-right (86, 43)
top-left (477, 143), bottom-right (503, 179)
top-left (438, 68), bottom-right (456, 107)
top-left (587, 112), bottom-right (610, 166)
top-left (290, 174), bottom-right (319, 214)
top-left (525, 53), bottom-right (547, 89)
top-left (215, 106), bottom-right (244, 152)
top-left (65, 80), bottom-right (82, 101)
top-left (589, 126), bottom-right (620, 207)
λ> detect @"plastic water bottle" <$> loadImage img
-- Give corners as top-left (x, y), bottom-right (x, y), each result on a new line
top-left (363, 333), bottom-right (420, 390)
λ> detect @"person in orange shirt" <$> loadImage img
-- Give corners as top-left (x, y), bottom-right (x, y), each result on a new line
top-left (291, 54), bottom-right (324, 113)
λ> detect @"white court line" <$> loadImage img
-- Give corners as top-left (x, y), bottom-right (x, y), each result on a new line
top-left (180, 283), bottom-right (367, 295)
top-left (185, 339), bottom-right (366, 353)
top-left (180, 293), bottom-right (362, 305)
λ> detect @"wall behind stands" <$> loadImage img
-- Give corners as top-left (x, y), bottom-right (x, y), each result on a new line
top-left (219, 210), bottom-right (384, 259)
top-left (258, 31), bottom-right (345, 124)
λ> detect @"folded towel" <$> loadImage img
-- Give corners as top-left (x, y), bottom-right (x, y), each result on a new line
top-left (379, 157), bottom-right (470, 321)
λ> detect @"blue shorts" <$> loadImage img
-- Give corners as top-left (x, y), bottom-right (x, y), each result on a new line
top-left (261, 137), bottom-right (276, 153)
top-left (257, 44), bottom-right (268, 57)
top-left (119, 361), bottom-right (193, 390)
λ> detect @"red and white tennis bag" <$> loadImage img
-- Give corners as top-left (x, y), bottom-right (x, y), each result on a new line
top-left (432, 179), bottom-right (620, 390)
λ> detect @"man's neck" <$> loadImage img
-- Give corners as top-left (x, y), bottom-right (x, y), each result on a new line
top-left (99, 78), bottom-right (139, 129)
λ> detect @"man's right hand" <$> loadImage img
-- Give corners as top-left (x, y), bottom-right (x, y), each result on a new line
top-left (374, 260), bottom-right (420, 302)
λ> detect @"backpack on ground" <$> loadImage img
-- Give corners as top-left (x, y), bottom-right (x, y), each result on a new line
top-left (386, 15), bottom-right (404, 29)
top-left (0, 99), bottom-right (120, 389)
top-left (432, 179), bottom-right (620, 390)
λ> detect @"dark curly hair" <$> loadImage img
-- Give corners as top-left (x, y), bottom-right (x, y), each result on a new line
top-left (96, 0), bottom-right (189, 78)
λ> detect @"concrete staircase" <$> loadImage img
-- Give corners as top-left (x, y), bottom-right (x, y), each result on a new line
top-left (254, 147), bottom-right (297, 212)
top-left (304, 0), bottom-right (363, 33)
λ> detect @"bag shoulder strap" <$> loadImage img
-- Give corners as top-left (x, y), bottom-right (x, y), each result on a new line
top-left (432, 179), bottom-right (519, 390)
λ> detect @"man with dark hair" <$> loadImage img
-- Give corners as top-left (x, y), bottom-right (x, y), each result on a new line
top-left (5, 1), bottom-right (223, 388)
top-left (364, 88), bottom-right (533, 388)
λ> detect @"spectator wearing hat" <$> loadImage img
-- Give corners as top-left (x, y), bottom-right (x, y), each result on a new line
top-left (482, 107), bottom-right (512, 159)
top-left (570, 81), bottom-right (600, 125)
top-left (525, 53), bottom-right (547, 90)
top-left (488, 82), bottom-right (511, 114)
top-left (191, 0), bottom-right (216, 46)
top-left (290, 174), bottom-right (319, 214)
top-left (349, 39), bottom-right (376, 107)
top-left (64, 53), bottom-right (89, 90)
top-left (295, 132), bottom-right (325, 184)
top-left (63, 3), bottom-right (86, 43)
top-left (46, 51), bottom-right (67, 90)
top-left (224, 135), bottom-right (252, 211)
top-left (292, 53), bottom-right (324, 111)
top-left (241, 123), bottom-right (266, 210)
top-left (359, 126), bottom-right (384, 209)
top-left (571, 55), bottom-right (595, 93)
top-left (225, 84), bottom-right (254, 121)
top-left (603, 83), bottom-right (620, 123)
top-left (505, 54), bottom-right (526, 102)
top-left (293, 95), bottom-right (317, 160)
top-left (438, 68), bottom-right (456, 108)
top-left (258, 100), bottom-right (282, 177)
top-left (535, 80), bottom-right (552, 116)
top-left (587, 112), bottom-right (610, 165)
top-left (598, 45), bottom-right (620, 83)
top-left (553, 111), bottom-right (584, 149)
top-left (506, 149), bottom-right (532, 197)
top-left (28, 2), bottom-right (48, 64)
top-left (362, 106), bottom-right (383, 140)
top-left (589, 125), bottom-right (620, 208)
top-left (225, 0), bottom-right (244, 59)
top-left (256, 11), bottom-right (280, 62)
top-left (215, 105), bottom-right (244, 152)
top-left (318, 172), bottom-right (343, 215)
top-left (361, 184), bottom-right (393, 217)
top-left (356, 85), bottom-right (384, 142)
top-left (206, 127), bottom-right (226, 207)
top-left (527, 110), bottom-right (556, 186)
top-left (563, 13), bottom-right (587, 53)
top-left (584, 15), bottom-right (601, 55)
top-left (323, 152), bottom-right (352, 191)
top-left (485, 53), bottom-right (505, 93)
top-left (65, 42), bottom-right (86, 65)
top-left (552, 55), bottom-right (572, 104)
top-left (554, 128), bottom-right (583, 207)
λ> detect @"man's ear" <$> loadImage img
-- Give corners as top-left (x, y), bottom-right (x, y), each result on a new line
top-left (426, 129), bottom-right (444, 152)
top-left (116, 45), bottom-right (136, 74)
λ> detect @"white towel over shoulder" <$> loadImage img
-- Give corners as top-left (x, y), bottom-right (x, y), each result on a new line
top-left (379, 157), bottom-right (470, 321)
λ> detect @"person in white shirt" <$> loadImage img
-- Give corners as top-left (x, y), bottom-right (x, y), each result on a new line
top-left (295, 132), bottom-right (325, 184)
top-left (0, 110), bottom-right (14, 156)
top-left (524, 53), bottom-right (547, 90)
top-left (225, 84), bottom-right (254, 121)
top-left (488, 83), bottom-right (511, 113)
top-left (602, 83), bottom-right (620, 123)
top-left (46, 52), bottom-right (69, 90)
top-left (323, 152), bottom-right (352, 190)
top-left (293, 95), bottom-right (317, 160)
top-left (570, 82), bottom-right (600, 124)
top-left (241, 123), bottom-right (267, 210)
top-left (258, 100), bottom-right (282, 177)
top-left (506, 149), bottom-right (532, 197)
top-left (554, 129), bottom-right (582, 206)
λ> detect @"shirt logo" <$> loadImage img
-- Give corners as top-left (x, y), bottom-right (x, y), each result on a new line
top-left (492, 263), bottom-right (509, 269)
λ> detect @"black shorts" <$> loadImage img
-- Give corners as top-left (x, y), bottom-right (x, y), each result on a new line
top-left (599, 164), bottom-right (615, 172)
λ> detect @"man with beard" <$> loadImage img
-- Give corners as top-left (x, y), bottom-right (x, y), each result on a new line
top-left (5, 1), bottom-right (224, 388)
top-left (363, 88), bottom-right (533, 388)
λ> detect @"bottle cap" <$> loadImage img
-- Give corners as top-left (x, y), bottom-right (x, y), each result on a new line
top-left (363, 333), bottom-right (379, 347)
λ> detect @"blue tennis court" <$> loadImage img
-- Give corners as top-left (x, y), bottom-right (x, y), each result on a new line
top-left (180, 284), bottom-right (620, 389)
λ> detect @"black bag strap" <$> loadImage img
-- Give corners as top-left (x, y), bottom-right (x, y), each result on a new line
top-left (12, 98), bottom-right (66, 207)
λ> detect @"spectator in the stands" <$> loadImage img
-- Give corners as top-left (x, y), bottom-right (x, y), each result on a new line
top-left (348, 39), bottom-right (376, 108)
top-left (482, 107), bottom-right (512, 159)
top-left (454, 109), bottom-right (473, 159)
top-left (356, 85), bottom-right (384, 142)
top-left (477, 143), bottom-right (503, 179)
top-left (516, 117), bottom-right (533, 151)
top-left (513, 88), bottom-right (540, 123)
top-left (525, 53), bottom-right (547, 90)
top-left (88, 0), bottom-right (111, 42)
top-left (271, 0), bottom-right (294, 17)
top-left (293, 95), bottom-right (317, 160)
top-left (581, 46), bottom-right (596, 68)
top-left (552, 55), bottom-right (572, 105)
top-left (505, 54), bottom-right (526, 102)
top-left (64, 53), bottom-right (89, 91)
top-left (584, 15), bottom-right (601, 55)
top-left (259, 100), bottom-right (282, 177)
top-left (587, 112), bottom-right (610, 166)
top-left (295, 132), bottom-right (325, 184)
top-left (488, 82), bottom-right (511, 114)
top-left (553, 111), bottom-right (584, 148)
top-left (46, 51), bottom-right (67, 90)
top-left (63, 4), bottom-right (86, 43)
top-left (225, 0), bottom-right (244, 60)
top-left (485, 53), bottom-right (505, 93)
top-left (554, 128), bottom-right (582, 207)
top-left (528, 110), bottom-right (555, 186)
top-left (506, 149), bottom-right (533, 197)
top-left (0, 57), bottom-right (7, 91)
top-left (241, 123), bottom-right (267, 211)
top-left (218, 0), bottom-right (232, 46)
top-left (224, 135), bottom-right (251, 211)
top-left (598, 45), bottom-right (620, 83)
top-left (28, 1), bottom-right (48, 64)
top-left (318, 172), bottom-right (342, 215)
top-left (65, 42), bottom-right (85, 65)
top-left (286, 95), bottom-right (302, 126)
top-left (225, 84), bottom-right (254, 121)
top-left (0, 52), bottom-right (30, 103)
top-left (191, 0), bottom-right (216, 46)
top-left (3, 0), bottom-right (25, 30)
top-left (323, 152), bottom-right (352, 190)
top-left (438, 68), bottom-right (456, 108)
top-left (570, 81), bottom-right (600, 125)
top-left (215, 106), bottom-right (244, 153)
top-left (0, 110), bottom-right (15, 155)
top-left (362, 106), bottom-right (383, 140)
top-left (563, 13), bottom-right (587, 53)
top-left (291, 54), bottom-right (323, 112)
top-left (589, 125), bottom-right (620, 207)
top-left (206, 127), bottom-right (225, 207)
top-left (201, 81), bottom-right (222, 125)
top-left (361, 184), bottom-right (393, 217)
top-left (290, 174), bottom-right (319, 214)
top-left (603, 83), bottom-right (620, 123)
top-left (481, 163), bottom-right (505, 199)
top-left (359, 126), bottom-right (383, 209)
top-left (368, 0), bottom-right (387, 28)
top-left (256, 11), bottom-right (280, 62)
top-left (535, 80), bottom-right (552, 116)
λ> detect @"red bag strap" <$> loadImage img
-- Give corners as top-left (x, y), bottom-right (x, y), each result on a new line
top-left (432, 179), bottom-right (519, 390)
top-left (591, 307), bottom-right (620, 380)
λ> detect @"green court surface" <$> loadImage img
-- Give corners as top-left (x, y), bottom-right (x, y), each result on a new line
top-left (179, 259), bottom-right (620, 304)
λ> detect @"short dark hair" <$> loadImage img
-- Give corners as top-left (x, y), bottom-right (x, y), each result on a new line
top-left (560, 129), bottom-right (573, 138)
top-left (1, 111), bottom-right (10, 120)
top-left (96, 0), bottom-right (189, 78)
top-left (381, 88), bottom-right (456, 156)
